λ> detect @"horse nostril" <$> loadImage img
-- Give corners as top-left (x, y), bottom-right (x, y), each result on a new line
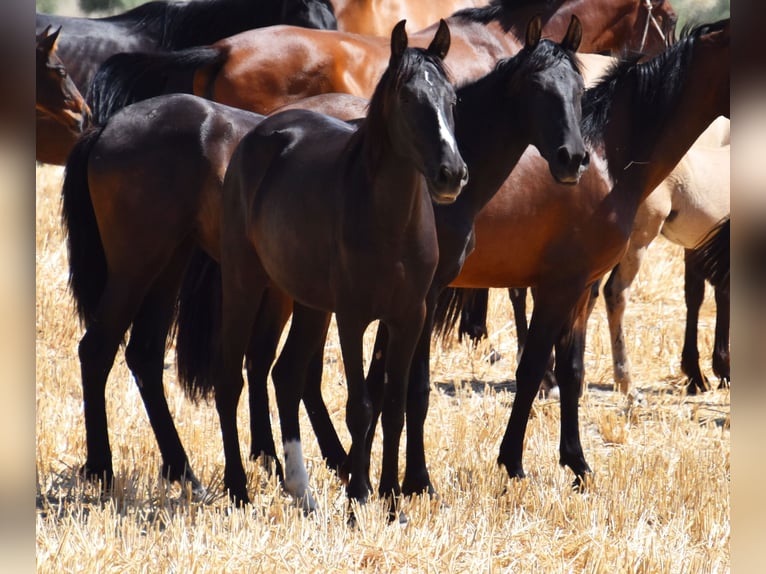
top-left (438, 165), bottom-right (452, 186)
top-left (459, 164), bottom-right (469, 185)
top-left (580, 151), bottom-right (590, 169)
top-left (557, 146), bottom-right (571, 168)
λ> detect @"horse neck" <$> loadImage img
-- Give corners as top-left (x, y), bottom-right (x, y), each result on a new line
top-left (452, 72), bottom-right (529, 216)
top-left (600, 54), bottom-right (726, 210)
top-left (349, 122), bottom-right (430, 237)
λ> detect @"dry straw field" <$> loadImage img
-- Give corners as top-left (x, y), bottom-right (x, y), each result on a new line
top-left (36, 162), bottom-right (729, 572)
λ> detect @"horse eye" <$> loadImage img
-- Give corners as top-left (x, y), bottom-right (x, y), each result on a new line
top-left (56, 67), bottom-right (67, 78)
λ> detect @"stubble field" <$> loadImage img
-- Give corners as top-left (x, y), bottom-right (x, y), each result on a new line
top-left (35, 162), bottom-right (729, 573)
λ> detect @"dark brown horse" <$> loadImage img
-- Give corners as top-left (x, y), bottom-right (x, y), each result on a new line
top-left (58, 90), bottom-right (367, 498)
top-left (36, 0), bottom-right (337, 164)
top-left (36, 26), bottom-right (90, 164)
top-left (86, 0), bottom-right (676, 123)
top-left (205, 20), bottom-right (466, 509)
top-left (175, 16), bottom-right (588, 509)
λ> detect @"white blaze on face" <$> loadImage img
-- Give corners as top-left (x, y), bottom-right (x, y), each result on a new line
top-left (436, 105), bottom-right (458, 155)
top-left (283, 439), bottom-right (316, 511)
top-left (423, 69), bottom-right (458, 155)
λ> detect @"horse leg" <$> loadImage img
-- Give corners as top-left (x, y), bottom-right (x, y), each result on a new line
top-left (401, 299), bottom-right (437, 498)
top-left (712, 281), bottom-right (730, 388)
top-left (270, 303), bottom-right (330, 512)
top-left (302, 340), bottom-right (346, 472)
top-left (552, 290), bottom-right (593, 488)
top-left (681, 249), bottom-right (709, 394)
top-left (245, 286), bottom-right (291, 480)
top-left (498, 283), bottom-right (582, 480)
top-left (217, 249), bottom-right (268, 505)
top-left (77, 280), bottom-right (146, 488)
top-left (512, 287), bottom-right (557, 394)
top-left (124, 254), bottom-right (204, 496)
top-left (335, 313), bottom-right (373, 504)
top-left (458, 288), bottom-right (489, 343)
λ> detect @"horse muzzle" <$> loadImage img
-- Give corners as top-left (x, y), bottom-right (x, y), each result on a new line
top-left (429, 162), bottom-right (469, 205)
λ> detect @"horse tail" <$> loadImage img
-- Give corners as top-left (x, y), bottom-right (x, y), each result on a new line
top-left (60, 125), bottom-right (107, 327)
top-left (432, 287), bottom-right (471, 342)
top-left (174, 248), bottom-right (222, 403)
top-left (687, 217), bottom-right (730, 293)
top-left (85, 46), bottom-right (226, 125)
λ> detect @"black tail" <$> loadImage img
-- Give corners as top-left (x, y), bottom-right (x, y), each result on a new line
top-left (433, 287), bottom-right (472, 342)
top-left (174, 248), bottom-right (222, 403)
top-left (61, 125), bottom-right (108, 327)
top-left (688, 217), bottom-right (730, 292)
top-left (85, 46), bottom-right (226, 125)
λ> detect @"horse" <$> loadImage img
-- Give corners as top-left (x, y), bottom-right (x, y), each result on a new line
top-left (174, 16), bottom-right (588, 508)
top-left (604, 137), bottom-right (730, 396)
top-left (200, 19), bottom-right (466, 509)
top-left (58, 91), bottom-right (368, 498)
top-left (85, 0), bottom-right (676, 122)
top-left (422, 20), bottom-right (729, 491)
top-left (461, 118), bottom-right (731, 398)
top-left (36, 0), bottom-right (337, 164)
top-left (36, 26), bottom-right (90, 164)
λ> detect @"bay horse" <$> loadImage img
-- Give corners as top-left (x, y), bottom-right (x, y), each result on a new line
top-left (36, 26), bottom-right (90, 164)
top-left (206, 19), bottom-right (467, 509)
top-left (174, 16), bottom-right (588, 507)
top-left (85, 0), bottom-right (676, 122)
top-left (461, 118), bottom-right (731, 398)
top-left (426, 19), bottom-right (730, 490)
top-left (36, 0), bottom-right (337, 164)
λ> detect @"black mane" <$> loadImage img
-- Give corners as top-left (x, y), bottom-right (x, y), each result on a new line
top-left (581, 20), bottom-right (727, 158)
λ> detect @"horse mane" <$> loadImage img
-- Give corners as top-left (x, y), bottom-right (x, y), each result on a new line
top-left (104, 0), bottom-right (306, 50)
top-left (580, 20), bottom-right (726, 163)
top-left (452, 0), bottom-right (562, 31)
top-left (351, 47), bottom-right (451, 174)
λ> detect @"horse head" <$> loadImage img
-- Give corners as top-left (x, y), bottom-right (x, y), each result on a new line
top-left (381, 19), bottom-right (468, 205)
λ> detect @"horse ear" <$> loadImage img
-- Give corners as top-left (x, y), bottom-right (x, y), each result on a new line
top-left (36, 24), bottom-right (52, 46)
top-left (427, 19), bottom-right (451, 61)
top-left (39, 25), bottom-right (61, 53)
top-left (390, 20), bottom-right (408, 65)
top-left (561, 15), bottom-right (582, 52)
top-left (525, 16), bottom-right (542, 48)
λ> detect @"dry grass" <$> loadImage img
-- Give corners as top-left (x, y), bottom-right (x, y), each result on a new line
top-left (36, 163), bottom-right (729, 573)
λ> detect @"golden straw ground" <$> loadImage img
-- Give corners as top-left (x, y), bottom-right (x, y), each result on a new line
top-left (36, 163), bottom-right (729, 572)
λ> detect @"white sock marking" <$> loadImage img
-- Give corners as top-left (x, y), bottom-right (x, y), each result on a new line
top-left (283, 439), bottom-right (316, 511)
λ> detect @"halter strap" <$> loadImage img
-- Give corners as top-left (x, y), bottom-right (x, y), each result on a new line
top-left (639, 0), bottom-right (668, 53)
